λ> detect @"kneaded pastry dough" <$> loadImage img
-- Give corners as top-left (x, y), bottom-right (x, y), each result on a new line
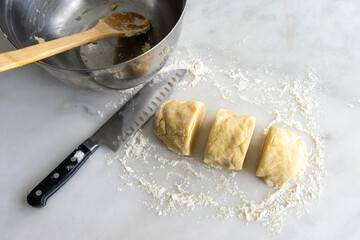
top-left (153, 100), bottom-right (206, 155)
top-left (256, 126), bottom-right (307, 186)
top-left (204, 109), bottom-right (256, 170)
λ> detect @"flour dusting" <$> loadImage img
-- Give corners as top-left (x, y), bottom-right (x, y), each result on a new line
top-left (347, 96), bottom-right (360, 108)
top-left (105, 48), bottom-right (326, 235)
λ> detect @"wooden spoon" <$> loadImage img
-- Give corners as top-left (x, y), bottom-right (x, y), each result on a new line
top-left (0, 12), bottom-right (150, 72)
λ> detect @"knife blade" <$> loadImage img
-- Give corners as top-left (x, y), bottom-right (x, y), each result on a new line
top-left (27, 69), bottom-right (187, 208)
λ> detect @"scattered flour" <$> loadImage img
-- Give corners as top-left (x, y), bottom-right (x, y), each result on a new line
top-left (95, 84), bottom-right (143, 118)
top-left (105, 48), bottom-right (326, 235)
top-left (347, 96), bottom-right (360, 108)
top-left (162, 58), bottom-right (212, 87)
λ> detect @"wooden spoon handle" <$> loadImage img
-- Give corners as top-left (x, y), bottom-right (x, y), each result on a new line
top-left (0, 28), bottom-right (102, 72)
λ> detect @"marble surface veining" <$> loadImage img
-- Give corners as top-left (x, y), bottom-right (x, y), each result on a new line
top-left (1, 0), bottom-right (360, 239)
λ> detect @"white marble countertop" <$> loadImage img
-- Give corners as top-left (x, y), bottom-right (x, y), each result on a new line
top-left (1, 0), bottom-right (360, 239)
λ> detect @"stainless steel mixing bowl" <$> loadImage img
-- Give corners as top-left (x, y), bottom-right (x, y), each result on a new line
top-left (0, 0), bottom-right (187, 90)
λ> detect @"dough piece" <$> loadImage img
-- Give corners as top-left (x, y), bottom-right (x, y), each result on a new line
top-left (153, 100), bottom-right (206, 155)
top-left (256, 126), bottom-right (307, 186)
top-left (204, 109), bottom-right (256, 170)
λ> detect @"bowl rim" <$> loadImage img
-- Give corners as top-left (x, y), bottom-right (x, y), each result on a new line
top-left (1, 0), bottom-right (187, 72)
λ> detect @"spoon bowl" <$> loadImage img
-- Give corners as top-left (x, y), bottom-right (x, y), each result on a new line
top-left (99, 12), bottom-right (150, 37)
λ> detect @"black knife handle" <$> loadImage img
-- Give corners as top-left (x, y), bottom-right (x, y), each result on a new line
top-left (27, 138), bottom-right (99, 208)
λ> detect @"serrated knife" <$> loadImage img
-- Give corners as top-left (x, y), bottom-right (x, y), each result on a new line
top-left (27, 69), bottom-right (187, 208)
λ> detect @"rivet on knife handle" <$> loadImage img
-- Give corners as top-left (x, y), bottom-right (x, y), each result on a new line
top-left (26, 138), bottom-right (99, 207)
